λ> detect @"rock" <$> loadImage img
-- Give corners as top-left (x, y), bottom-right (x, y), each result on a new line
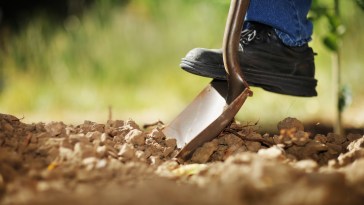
top-left (303, 141), bottom-right (328, 158)
top-left (327, 133), bottom-right (346, 144)
top-left (211, 145), bottom-right (229, 161)
top-left (106, 120), bottom-right (124, 129)
top-left (82, 157), bottom-right (97, 167)
top-left (347, 134), bottom-right (362, 142)
top-left (336, 137), bottom-right (364, 166)
top-left (96, 145), bottom-right (107, 158)
top-left (118, 144), bottom-right (136, 160)
top-left (314, 134), bottom-right (327, 144)
top-left (165, 138), bottom-right (177, 148)
top-left (292, 131), bottom-right (310, 146)
top-left (135, 150), bottom-right (147, 161)
top-left (163, 147), bottom-right (174, 157)
top-left (45, 122), bottom-right (66, 137)
top-left (96, 159), bottom-right (108, 169)
top-left (85, 131), bottom-right (102, 142)
top-left (125, 119), bottom-right (140, 130)
top-left (347, 136), bottom-right (364, 151)
top-left (113, 120), bottom-right (124, 128)
top-left (91, 123), bottom-right (104, 133)
top-left (277, 117), bottom-right (304, 132)
top-left (61, 138), bottom-right (73, 150)
top-left (125, 129), bottom-right (146, 146)
top-left (69, 134), bottom-right (88, 145)
top-left (147, 142), bottom-right (164, 156)
top-left (245, 141), bottom-right (261, 152)
top-left (149, 128), bottom-right (165, 142)
top-left (258, 145), bottom-right (285, 159)
top-left (326, 143), bottom-right (342, 155)
top-left (223, 144), bottom-right (245, 160)
top-left (149, 156), bottom-right (162, 166)
top-left (2, 123), bottom-right (14, 132)
top-left (220, 134), bottom-right (243, 146)
top-left (293, 159), bottom-right (318, 172)
top-left (106, 145), bottom-right (118, 159)
top-left (191, 139), bottom-right (219, 163)
top-left (59, 146), bottom-right (75, 161)
top-left (74, 142), bottom-right (96, 159)
top-left (79, 120), bottom-right (94, 133)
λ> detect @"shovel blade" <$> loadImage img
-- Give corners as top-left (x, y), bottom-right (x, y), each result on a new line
top-left (162, 79), bottom-right (251, 159)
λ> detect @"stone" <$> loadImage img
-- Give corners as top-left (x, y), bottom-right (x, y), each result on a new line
top-left (163, 147), bottom-right (174, 157)
top-left (245, 141), bottom-right (261, 152)
top-left (149, 156), bottom-right (162, 166)
top-left (45, 122), bottom-right (66, 137)
top-left (314, 134), bottom-right (327, 144)
top-left (277, 117), bottom-right (304, 132)
top-left (191, 139), bottom-right (219, 163)
top-left (326, 143), bottom-right (342, 155)
top-left (346, 134), bottom-right (362, 142)
top-left (221, 134), bottom-right (243, 146)
top-left (85, 131), bottom-right (102, 142)
top-left (258, 146), bottom-right (285, 159)
top-left (293, 159), bottom-right (318, 172)
top-left (149, 128), bottom-right (165, 142)
top-left (124, 119), bottom-right (140, 130)
top-left (292, 131), bottom-right (310, 146)
top-left (96, 145), bottom-right (107, 158)
top-left (165, 138), bottom-right (177, 148)
top-left (118, 144), bottom-right (136, 159)
top-left (327, 133), bottom-right (346, 144)
top-left (125, 129), bottom-right (146, 146)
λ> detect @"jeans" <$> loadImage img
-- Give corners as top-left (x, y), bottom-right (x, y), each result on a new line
top-left (245, 0), bottom-right (313, 46)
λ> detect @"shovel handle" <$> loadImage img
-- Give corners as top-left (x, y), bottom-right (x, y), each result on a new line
top-left (222, 0), bottom-right (251, 103)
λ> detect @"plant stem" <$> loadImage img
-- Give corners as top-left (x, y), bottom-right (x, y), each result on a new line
top-left (333, 0), bottom-right (343, 135)
top-left (332, 52), bottom-right (343, 135)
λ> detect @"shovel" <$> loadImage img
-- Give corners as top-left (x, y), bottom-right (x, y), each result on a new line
top-left (163, 0), bottom-right (252, 159)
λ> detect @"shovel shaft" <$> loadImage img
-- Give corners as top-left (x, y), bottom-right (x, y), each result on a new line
top-left (223, 0), bottom-right (251, 103)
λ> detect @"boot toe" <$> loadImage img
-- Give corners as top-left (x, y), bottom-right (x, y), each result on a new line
top-left (185, 48), bottom-right (223, 65)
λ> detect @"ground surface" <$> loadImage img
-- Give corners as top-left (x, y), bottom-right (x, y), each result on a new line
top-left (0, 113), bottom-right (363, 205)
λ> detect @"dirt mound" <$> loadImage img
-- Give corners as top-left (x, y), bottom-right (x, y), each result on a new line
top-left (0, 114), bottom-right (363, 205)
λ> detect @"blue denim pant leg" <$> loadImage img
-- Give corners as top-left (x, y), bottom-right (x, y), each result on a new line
top-left (245, 0), bottom-right (313, 46)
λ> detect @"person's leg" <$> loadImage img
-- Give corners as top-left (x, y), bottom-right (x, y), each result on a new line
top-left (180, 0), bottom-right (317, 97)
top-left (245, 0), bottom-right (313, 46)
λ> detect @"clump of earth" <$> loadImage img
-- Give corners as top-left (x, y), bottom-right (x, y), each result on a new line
top-left (0, 113), bottom-right (363, 205)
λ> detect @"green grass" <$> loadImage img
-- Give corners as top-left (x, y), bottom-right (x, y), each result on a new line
top-left (1, 0), bottom-right (364, 130)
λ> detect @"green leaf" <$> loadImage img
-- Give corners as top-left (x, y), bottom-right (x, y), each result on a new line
top-left (338, 85), bottom-right (352, 112)
top-left (355, 0), bottom-right (364, 10)
top-left (322, 34), bottom-right (339, 52)
top-left (326, 14), bottom-right (341, 33)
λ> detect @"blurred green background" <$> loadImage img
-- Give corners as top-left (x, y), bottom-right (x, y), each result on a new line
top-left (0, 0), bottom-right (363, 131)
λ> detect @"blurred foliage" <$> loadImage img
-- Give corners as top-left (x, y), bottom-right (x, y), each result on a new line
top-left (311, 0), bottom-right (363, 52)
top-left (339, 85), bottom-right (352, 112)
top-left (310, 0), bottom-right (344, 52)
top-left (310, 0), bottom-right (364, 133)
top-left (0, 0), bottom-right (364, 127)
top-left (356, 0), bottom-right (364, 10)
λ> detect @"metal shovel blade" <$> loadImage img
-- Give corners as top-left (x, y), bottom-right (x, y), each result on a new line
top-left (162, 80), bottom-right (251, 158)
top-left (162, 0), bottom-right (251, 159)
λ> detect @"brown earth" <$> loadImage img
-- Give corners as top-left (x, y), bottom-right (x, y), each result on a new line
top-left (0, 113), bottom-right (363, 205)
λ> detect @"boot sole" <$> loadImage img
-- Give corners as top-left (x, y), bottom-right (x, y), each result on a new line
top-left (181, 59), bottom-right (317, 97)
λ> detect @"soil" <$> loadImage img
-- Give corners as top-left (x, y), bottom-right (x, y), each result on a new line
top-left (0, 114), bottom-right (363, 205)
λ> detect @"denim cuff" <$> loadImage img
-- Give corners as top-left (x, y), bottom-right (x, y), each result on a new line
top-left (274, 29), bottom-right (312, 47)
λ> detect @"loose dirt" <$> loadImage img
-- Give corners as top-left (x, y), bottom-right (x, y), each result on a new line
top-left (0, 114), bottom-right (363, 205)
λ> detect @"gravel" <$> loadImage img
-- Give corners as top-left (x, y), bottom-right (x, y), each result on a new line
top-left (0, 114), bottom-right (363, 205)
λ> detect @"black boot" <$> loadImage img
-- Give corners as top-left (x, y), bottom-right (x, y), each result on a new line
top-left (180, 22), bottom-right (317, 97)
